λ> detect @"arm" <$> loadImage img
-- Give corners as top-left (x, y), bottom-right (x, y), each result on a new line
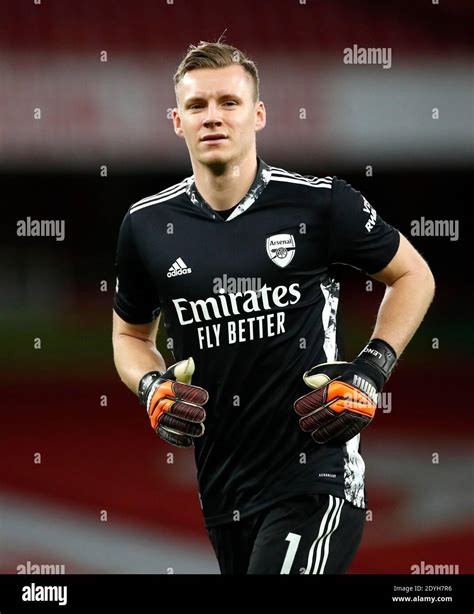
top-left (294, 236), bottom-right (435, 444)
top-left (112, 310), bottom-right (208, 447)
top-left (294, 182), bottom-right (436, 444)
top-left (112, 210), bottom-right (207, 447)
top-left (112, 310), bottom-right (166, 395)
top-left (369, 233), bottom-right (436, 358)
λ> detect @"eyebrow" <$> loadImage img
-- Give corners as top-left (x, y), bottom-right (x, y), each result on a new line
top-left (184, 93), bottom-right (242, 106)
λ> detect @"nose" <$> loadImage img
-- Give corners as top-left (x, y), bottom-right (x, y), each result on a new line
top-left (203, 102), bottom-right (223, 128)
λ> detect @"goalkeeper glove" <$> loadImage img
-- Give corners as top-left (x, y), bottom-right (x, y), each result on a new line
top-left (138, 357), bottom-right (208, 448)
top-left (294, 339), bottom-right (397, 445)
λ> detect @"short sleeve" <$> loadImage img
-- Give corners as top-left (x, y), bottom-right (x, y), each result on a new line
top-left (113, 211), bottom-right (160, 324)
top-left (328, 178), bottom-right (400, 275)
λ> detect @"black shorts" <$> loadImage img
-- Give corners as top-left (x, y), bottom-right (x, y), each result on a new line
top-left (207, 493), bottom-right (365, 574)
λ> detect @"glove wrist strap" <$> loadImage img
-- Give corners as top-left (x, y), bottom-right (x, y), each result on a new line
top-left (138, 371), bottom-right (164, 408)
top-left (353, 338), bottom-right (397, 390)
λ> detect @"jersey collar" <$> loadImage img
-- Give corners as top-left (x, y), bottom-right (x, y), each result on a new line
top-left (185, 156), bottom-right (272, 222)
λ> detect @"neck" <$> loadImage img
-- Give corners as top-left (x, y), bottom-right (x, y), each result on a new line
top-left (191, 151), bottom-right (258, 211)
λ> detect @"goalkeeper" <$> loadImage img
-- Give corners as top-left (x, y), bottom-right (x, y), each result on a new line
top-left (112, 41), bottom-right (435, 574)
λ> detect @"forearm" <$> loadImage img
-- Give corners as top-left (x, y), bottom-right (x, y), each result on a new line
top-left (371, 268), bottom-right (435, 358)
top-left (113, 334), bottom-right (166, 395)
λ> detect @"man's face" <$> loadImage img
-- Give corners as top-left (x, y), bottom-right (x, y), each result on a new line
top-left (173, 64), bottom-right (265, 169)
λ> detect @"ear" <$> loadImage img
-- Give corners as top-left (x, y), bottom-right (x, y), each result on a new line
top-left (172, 107), bottom-right (185, 139)
top-left (255, 100), bottom-right (266, 133)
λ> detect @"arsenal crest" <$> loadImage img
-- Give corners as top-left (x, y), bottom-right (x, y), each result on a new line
top-left (266, 234), bottom-right (296, 268)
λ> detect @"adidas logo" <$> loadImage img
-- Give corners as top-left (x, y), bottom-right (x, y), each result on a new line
top-left (167, 257), bottom-right (192, 278)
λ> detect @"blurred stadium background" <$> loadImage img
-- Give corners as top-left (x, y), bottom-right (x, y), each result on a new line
top-left (1, 0), bottom-right (472, 574)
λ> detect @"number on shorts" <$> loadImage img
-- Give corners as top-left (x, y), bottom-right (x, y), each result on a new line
top-left (280, 532), bottom-right (302, 574)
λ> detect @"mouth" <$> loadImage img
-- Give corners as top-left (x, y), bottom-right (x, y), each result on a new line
top-left (201, 134), bottom-right (228, 143)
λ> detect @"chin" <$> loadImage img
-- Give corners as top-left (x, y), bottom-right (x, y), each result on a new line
top-left (199, 150), bottom-right (231, 167)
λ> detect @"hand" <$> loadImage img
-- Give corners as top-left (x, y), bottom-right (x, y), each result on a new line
top-left (294, 339), bottom-right (397, 445)
top-left (138, 357), bottom-right (209, 448)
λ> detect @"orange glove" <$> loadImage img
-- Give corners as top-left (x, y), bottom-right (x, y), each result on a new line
top-left (138, 358), bottom-right (208, 448)
top-left (294, 339), bottom-right (397, 444)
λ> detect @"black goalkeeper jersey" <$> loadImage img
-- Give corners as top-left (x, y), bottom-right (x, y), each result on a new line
top-left (113, 156), bottom-right (400, 528)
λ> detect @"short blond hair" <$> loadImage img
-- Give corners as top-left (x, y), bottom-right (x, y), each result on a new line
top-left (174, 40), bottom-right (260, 102)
